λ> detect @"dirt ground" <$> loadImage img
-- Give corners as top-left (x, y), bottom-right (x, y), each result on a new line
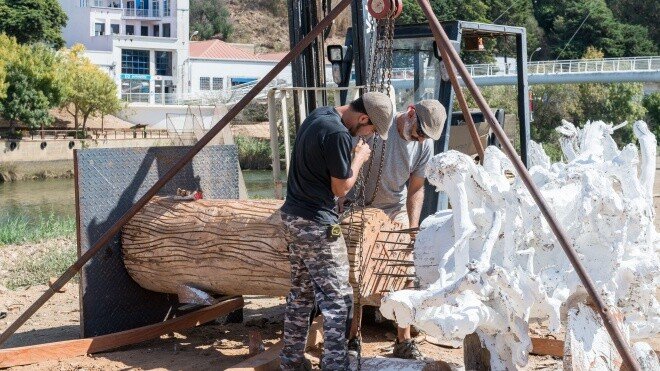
top-left (0, 283), bottom-right (564, 370)
top-left (0, 157), bottom-right (658, 370)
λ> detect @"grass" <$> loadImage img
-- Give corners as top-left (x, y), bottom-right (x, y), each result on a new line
top-left (5, 246), bottom-right (76, 289)
top-left (0, 213), bottom-right (76, 245)
top-left (235, 135), bottom-right (275, 170)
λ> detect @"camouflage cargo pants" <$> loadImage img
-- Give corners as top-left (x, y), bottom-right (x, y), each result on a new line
top-left (279, 212), bottom-right (353, 371)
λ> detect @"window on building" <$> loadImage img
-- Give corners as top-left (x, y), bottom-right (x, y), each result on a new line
top-left (212, 77), bottom-right (223, 90)
top-left (121, 49), bottom-right (150, 75)
top-left (153, 24), bottom-right (160, 37)
top-left (121, 79), bottom-right (150, 103)
top-left (231, 77), bottom-right (257, 86)
top-left (110, 24), bottom-right (120, 35)
top-left (141, 26), bottom-right (149, 36)
top-left (200, 77), bottom-right (211, 90)
top-left (152, 0), bottom-right (160, 16)
top-left (162, 23), bottom-right (171, 38)
top-left (94, 23), bottom-right (105, 36)
top-left (155, 51), bottom-right (172, 76)
top-left (126, 25), bottom-right (135, 35)
top-left (163, 0), bottom-right (170, 16)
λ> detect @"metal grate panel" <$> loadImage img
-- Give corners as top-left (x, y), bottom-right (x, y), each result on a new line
top-left (75, 146), bottom-right (239, 337)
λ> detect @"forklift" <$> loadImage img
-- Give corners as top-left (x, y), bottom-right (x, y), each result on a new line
top-left (286, 0), bottom-right (531, 218)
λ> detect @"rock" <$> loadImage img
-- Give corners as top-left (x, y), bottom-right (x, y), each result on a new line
top-left (245, 317), bottom-right (268, 328)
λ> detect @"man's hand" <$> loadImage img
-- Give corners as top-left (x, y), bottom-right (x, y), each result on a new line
top-left (354, 138), bottom-right (372, 165)
top-left (330, 139), bottom-right (372, 198)
top-left (337, 196), bottom-right (349, 213)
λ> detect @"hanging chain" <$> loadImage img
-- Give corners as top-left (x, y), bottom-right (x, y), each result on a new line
top-left (378, 19), bottom-right (390, 93)
top-left (385, 17), bottom-right (395, 93)
top-left (350, 11), bottom-right (397, 371)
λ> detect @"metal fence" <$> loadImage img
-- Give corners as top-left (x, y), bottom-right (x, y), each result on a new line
top-left (122, 79), bottom-right (289, 106)
top-left (5, 129), bottom-right (170, 141)
top-left (392, 56), bottom-right (660, 78)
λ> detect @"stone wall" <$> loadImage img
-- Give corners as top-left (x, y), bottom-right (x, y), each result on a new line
top-left (0, 138), bottom-right (187, 181)
top-left (0, 138), bottom-right (179, 163)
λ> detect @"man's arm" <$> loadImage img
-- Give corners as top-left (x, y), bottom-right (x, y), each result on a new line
top-left (406, 175), bottom-right (425, 228)
top-left (330, 138), bottom-right (371, 197)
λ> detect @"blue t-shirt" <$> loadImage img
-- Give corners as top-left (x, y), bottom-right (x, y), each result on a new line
top-left (281, 107), bottom-right (353, 224)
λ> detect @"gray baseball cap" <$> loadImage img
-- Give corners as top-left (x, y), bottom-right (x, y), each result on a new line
top-left (414, 100), bottom-right (447, 140)
top-left (362, 92), bottom-right (393, 140)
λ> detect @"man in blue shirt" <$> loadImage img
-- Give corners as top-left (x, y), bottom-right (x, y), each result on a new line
top-left (279, 92), bottom-right (393, 371)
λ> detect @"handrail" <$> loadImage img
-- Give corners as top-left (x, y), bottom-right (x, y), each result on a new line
top-left (1, 128), bottom-right (170, 141)
top-left (122, 79), bottom-right (289, 106)
top-left (391, 56), bottom-right (660, 78)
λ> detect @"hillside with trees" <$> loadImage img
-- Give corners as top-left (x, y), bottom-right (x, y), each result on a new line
top-left (193, 0), bottom-right (657, 59)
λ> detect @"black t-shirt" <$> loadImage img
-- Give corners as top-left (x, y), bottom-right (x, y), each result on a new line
top-left (281, 106), bottom-right (353, 224)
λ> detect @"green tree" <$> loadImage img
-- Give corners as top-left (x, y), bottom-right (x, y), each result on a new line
top-left (642, 92), bottom-right (660, 140)
top-left (397, 0), bottom-right (490, 25)
top-left (190, 0), bottom-right (233, 40)
top-left (606, 0), bottom-right (659, 51)
top-left (0, 60), bottom-right (6, 105)
top-left (59, 45), bottom-right (122, 132)
top-left (0, 0), bottom-right (68, 48)
top-left (533, 0), bottom-right (656, 59)
top-left (573, 49), bottom-right (646, 144)
top-left (531, 83), bottom-right (582, 142)
top-left (0, 39), bottom-right (64, 129)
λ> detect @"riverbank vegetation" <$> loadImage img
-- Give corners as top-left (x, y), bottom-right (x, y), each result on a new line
top-left (235, 136), bottom-right (274, 170)
top-left (0, 212), bottom-right (76, 289)
top-left (4, 241), bottom-right (76, 289)
top-left (0, 213), bottom-right (75, 245)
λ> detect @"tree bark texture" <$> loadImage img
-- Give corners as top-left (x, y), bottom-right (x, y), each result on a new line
top-left (122, 197), bottom-right (412, 305)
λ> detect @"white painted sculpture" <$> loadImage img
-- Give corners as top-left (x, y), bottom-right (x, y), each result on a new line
top-left (380, 121), bottom-right (659, 370)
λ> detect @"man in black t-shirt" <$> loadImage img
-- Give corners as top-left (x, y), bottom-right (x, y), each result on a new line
top-left (279, 92), bottom-right (393, 371)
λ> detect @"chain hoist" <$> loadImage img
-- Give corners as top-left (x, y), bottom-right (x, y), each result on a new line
top-left (348, 2), bottom-right (402, 370)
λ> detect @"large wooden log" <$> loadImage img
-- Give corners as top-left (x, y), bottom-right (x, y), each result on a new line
top-left (122, 197), bottom-right (411, 305)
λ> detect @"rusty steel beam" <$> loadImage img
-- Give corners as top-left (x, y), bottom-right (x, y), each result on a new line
top-left (0, 0), bottom-right (354, 347)
top-left (415, 1), bottom-right (640, 369)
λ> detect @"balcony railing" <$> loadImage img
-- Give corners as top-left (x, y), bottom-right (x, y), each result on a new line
top-left (91, 0), bottom-right (121, 8)
top-left (123, 8), bottom-right (161, 18)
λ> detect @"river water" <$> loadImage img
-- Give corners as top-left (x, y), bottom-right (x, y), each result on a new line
top-left (0, 170), bottom-right (285, 223)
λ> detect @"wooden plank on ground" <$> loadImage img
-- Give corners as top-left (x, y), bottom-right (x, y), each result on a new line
top-left (226, 316), bottom-right (323, 371)
top-left (531, 337), bottom-right (564, 357)
top-left (226, 341), bottom-right (284, 371)
top-left (0, 297), bottom-right (244, 368)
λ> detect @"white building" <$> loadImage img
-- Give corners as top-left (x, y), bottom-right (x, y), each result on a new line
top-left (188, 40), bottom-right (291, 93)
top-left (59, 0), bottom-right (191, 105)
top-left (57, 2), bottom-right (336, 129)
